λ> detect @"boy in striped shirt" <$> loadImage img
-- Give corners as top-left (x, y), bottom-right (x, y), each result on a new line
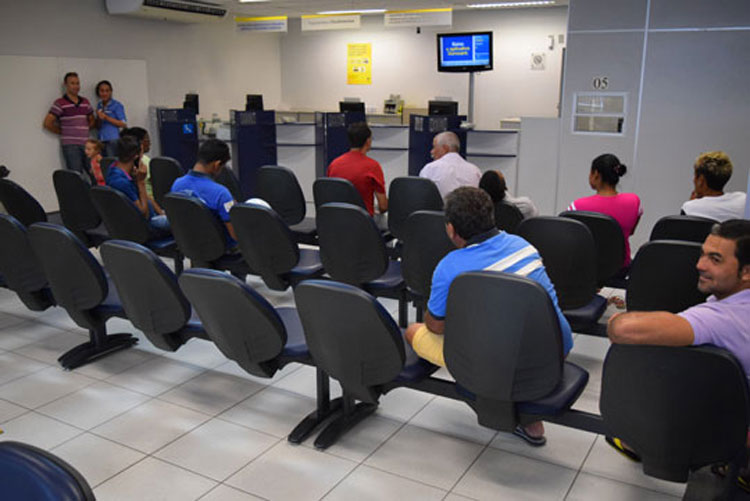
top-left (44, 72), bottom-right (94, 175)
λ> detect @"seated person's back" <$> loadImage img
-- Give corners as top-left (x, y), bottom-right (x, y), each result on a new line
top-left (419, 131), bottom-right (481, 199)
top-left (681, 151), bottom-right (747, 222)
top-left (327, 122), bottom-right (387, 216)
top-left (479, 170), bottom-right (539, 220)
top-left (171, 138), bottom-right (237, 247)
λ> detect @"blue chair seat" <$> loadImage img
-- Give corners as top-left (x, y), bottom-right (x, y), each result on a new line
top-left (517, 362), bottom-right (589, 416)
top-left (146, 236), bottom-right (177, 251)
top-left (563, 294), bottom-right (607, 327)
top-left (97, 277), bottom-right (125, 317)
top-left (278, 307), bottom-right (309, 358)
top-left (366, 260), bottom-right (404, 291)
top-left (395, 336), bottom-right (440, 382)
top-left (290, 248), bottom-right (324, 276)
top-left (212, 250), bottom-right (249, 270)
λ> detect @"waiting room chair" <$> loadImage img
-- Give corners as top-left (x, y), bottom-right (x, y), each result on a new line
top-left (0, 214), bottom-right (55, 312)
top-left (178, 268), bottom-right (339, 444)
top-left (649, 214), bottom-right (717, 243)
top-left (387, 176), bottom-right (443, 242)
top-left (215, 166), bottom-right (244, 202)
top-left (400, 210), bottom-right (456, 321)
top-left (0, 441), bottom-right (95, 501)
top-left (100, 240), bottom-right (208, 352)
top-left (100, 156), bottom-right (116, 179)
top-left (626, 240), bottom-right (707, 312)
top-left (150, 156), bottom-right (184, 208)
top-left (601, 344), bottom-right (748, 494)
top-left (52, 170), bottom-right (109, 248)
top-left (90, 185), bottom-right (184, 274)
top-left (257, 165), bottom-right (317, 245)
top-left (27, 223), bottom-right (137, 370)
top-left (0, 179), bottom-right (47, 227)
top-left (230, 203), bottom-right (324, 291)
top-left (560, 210), bottom-right (626, 288)
top-left (313, 177), bottom-right (367, 211)
top-left (494, 201), bottom-right (525, 234)
top-left (162, 192), bottom-right (250, 278)
top-left (316, 202), bottom-right (408, 326)
top-left (518, 216), bottom-right (607, 336)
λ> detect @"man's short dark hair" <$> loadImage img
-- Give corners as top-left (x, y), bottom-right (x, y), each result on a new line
top-left (63, 72), bottom-right (78, 83)
top-left (121, 127), bottom-right (148, 143)
top-left (347, 122), bottom-right (371, 149)
top-left (116, 136), bottom-right (140, 163)
top-left (711, 219), bottom-right (750, 272)
top-left (197, 139), bottom-right (230, 165)
top-left (444, 187), bottom-right (496, 240)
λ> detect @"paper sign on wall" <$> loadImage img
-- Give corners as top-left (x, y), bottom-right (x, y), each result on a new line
top-left (384, 8), bottom-right (452, 28)
top-left (347, 43), bottom-right (372, 85)
top-left (302, 14), bottom-right (361, 31)
top-left (235, 16), bottom-right (288, 32)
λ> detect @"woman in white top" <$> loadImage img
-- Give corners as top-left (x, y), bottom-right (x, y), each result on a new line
top-left (479, 170), bottom-right (539, 219)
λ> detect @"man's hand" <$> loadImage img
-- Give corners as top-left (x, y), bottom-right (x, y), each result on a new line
top-left (97, 109), bottom-right (107, 121)
top-left (134, 160), bottom-right (148, 182)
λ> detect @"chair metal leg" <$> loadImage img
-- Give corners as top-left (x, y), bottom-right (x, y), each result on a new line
top-left (57, 325), bottom-right (137, 370)
top-left (416, 303), bottom-right (424, 322)
top-left (288, 368), bottom-right (341, 444)
top-left (313, 394), bottom-right (378, 450)
top-left (398, 290), bottom-right (408, 328)
top-left (174, 253), bottom-right (184, 275)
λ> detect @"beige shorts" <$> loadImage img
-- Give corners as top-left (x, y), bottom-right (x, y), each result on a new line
top-left (411, 324), bottom-right (446, 367)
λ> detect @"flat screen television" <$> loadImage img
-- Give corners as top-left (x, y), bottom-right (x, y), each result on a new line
top-left (437, 31), bottom-right (493, 73)
top-left (339, 101), bottom-right (365, 113)
top-left (428, 100), bottom-right (459, 116)
top-left (245, 94), bottom-right (263, 111)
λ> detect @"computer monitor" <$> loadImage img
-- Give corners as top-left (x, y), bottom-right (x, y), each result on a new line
top-left (339, 101), bottom-right (365, 114)
top-left (428, 100), bottom-right (458, 116)
top-left (183, 93), bottom-right (199, 115)
top-left (245, 94), bottom-right (264, 111)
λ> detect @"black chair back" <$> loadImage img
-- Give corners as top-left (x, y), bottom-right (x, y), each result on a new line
top-left (53, 170), bottom-right (102, 233)
top-left (626, 240), bottom-right (707, 312)
top-left (100, 240), bottom-right (192, 351)
top-left (215, 167), bottom-right (244, 202)
top-left (295, 279), bottom-right (406, 403)
top-left (517, 216), bottom-right (597, 310)
top-left (560, 210), bottom-right (625, 285)
top-left (90, 185), bottom-right (151, 243)
top-left (179, 269), bottom-right (288, 378)
top-left (494, 201), bottom-right (524, 234)
top-left (316, 203), bottom-right (387, 285)
top-left (150, 156), bottom-right (184, 207)
top-left (231, 203), bottom-right (300, 290)
top-left (101, 156), bottom-right (116, 179)
top-left (162, 192), bottom-right (227, 263)
top-left (313, 178), bottom-right (367, 211)
top-left (650, 215), bottom-right (717, 243)
top-left (0, 441), bottom-right (95, 501)
top-left (387, 177), bottom-right (443, 241)
top-left (0, 179), bottom-right (47, 226)
top-left (0, 214), bottom-right (53, 311)
top-left (257, 165), bottom-right (307, 225)
top-left (401, 210), bottom-right (455, 300)
top-left (601, 344), bottom-right (749, 482)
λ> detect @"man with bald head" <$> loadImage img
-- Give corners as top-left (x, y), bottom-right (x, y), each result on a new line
top-left (419, 131), bottom-right (481, 199)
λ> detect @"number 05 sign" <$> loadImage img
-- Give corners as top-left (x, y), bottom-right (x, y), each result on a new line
top-left (592, 77), bottom-right (609, 90)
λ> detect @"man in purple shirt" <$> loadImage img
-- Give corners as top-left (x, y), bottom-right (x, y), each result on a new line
top-left (43, 72), bottom-right (94, 175)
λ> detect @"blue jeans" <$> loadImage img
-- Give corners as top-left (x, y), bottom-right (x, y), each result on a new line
top-left (61, 144), bottom-right (88, 173)
top-left (103, 140), bottom-right (118, 158)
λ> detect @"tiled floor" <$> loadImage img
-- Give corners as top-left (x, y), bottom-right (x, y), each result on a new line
top-left (0, 278), bottom-right (690, 500)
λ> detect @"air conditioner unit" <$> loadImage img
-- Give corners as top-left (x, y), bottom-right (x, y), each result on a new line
top-left (106, 0), bottom-right (228, 23)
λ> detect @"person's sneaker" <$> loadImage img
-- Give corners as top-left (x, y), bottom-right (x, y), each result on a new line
top-left (512, 425), bottom-right (546, 446)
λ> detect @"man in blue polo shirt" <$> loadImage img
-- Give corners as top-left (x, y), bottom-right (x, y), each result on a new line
top-left (404, 186), bottom-right (573, 447)
top-left (171, 139), bottom-right (237, 246)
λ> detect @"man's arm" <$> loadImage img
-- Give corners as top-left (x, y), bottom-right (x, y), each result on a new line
top-left (607, 311), bottom-right (694, 346)
top-left (97, 108), bottom-right (126, 128)
top-left (224, 222), bottom-right (237, 241)
top-left (375, 191), bottom-right (388, 213)
top-left (424, 310), bottom-right (444, 335)
top-left (132, 162), bottom-right (151, 218)
top-left (43, 113), bottom-right (61, 134)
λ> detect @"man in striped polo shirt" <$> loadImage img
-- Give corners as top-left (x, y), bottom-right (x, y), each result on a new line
top-left (43, 72), bottom-right (94, 175)
top-left (405, 186), bottom-right (573, 446)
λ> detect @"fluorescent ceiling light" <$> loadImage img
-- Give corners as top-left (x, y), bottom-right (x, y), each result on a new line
top-left (238, 0), bottom-right (269, 3)
top-left (467, 1), bottom-right (555, 8)
top-left (316, 9), bottom-right (387, 14)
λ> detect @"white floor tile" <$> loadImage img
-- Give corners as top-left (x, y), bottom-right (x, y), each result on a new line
top-left (0, 321), bottom-right (69, 351)
top-left (410, 397), bottom-right (498, 445)
top-left (0, 411), bottom-right (82, 449)
top-left (272, 364), bottom-right (343, 400)
top-left (0, 366), bottom-right (96, 408)
top-left (567, 472), bottom-right (681, 500)
top-left (51, 433), bottom-right (145, 487)
top-left (159, 368), bottom-right (266, 416)
top-left (218, 387), bottom-right (316, 438)
top-left (12, 330), bottom-right (90, 365)
top-left (365, 424), bottom-right (484, 490)
top-left (567, 352), bottom-right (604, 393)
top-left (444, 494), bottom-right (478, 501)
top-left (213, 358), bottom-right (302, 386)
top-left (571, 389), bottom-right (600, 415)
top-left (0, 398), bottom-right (28, 423)
top-left (454, 446), bottom-right (577, 500)
top-left (94, 457), bottom-right (216, 501)
top-left (0, 311), bottom-right (27, 330)
top-left (31, 306), bottom-right (82, 331)
top-left (569, 335), bottom-right (611, 361)
top-left (303, 415), bottom-right (403, 463)
top-left (161, 338), bottom-right (229, 369)
top-left (155, 418), bottom-right (278, 481)
top-left (490, 422), bottom-right (597, 471)
top-left (73, 347), bottom-right (158, 380)
top-left (374, 387), bottom-right (435, 422)
top-left (0, 350), bottom-right (49, 386)
top-left (581, 436), bottom-right (686, 497)
top-left (105, 356), bottom-right (206, 396)
top-left (199, 485), bottom-right (265, 501)
top-left (226, 441), bottom-right (357, 501)
top-left (92, 399), bottom-right (210, 454)
top-left (37, 381), bottom-right (150, 429)
top-left (324, 464), bottom-right (447, 501)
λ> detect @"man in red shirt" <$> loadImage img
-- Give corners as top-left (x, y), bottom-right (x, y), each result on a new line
top-left (327, 122), bottom-right (388, 215)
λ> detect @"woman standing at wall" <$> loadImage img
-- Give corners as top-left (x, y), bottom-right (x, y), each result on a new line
top-left (95, 80), bottom-right (127, 157)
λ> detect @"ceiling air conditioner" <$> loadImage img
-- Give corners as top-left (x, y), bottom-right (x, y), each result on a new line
top-left (105, 0), bottom-right (228, 23)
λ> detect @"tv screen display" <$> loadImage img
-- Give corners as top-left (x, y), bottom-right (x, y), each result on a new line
top-left (339, 101), bottom-right (365, 114)
top-left (437, 32), bottom-right (493, 73)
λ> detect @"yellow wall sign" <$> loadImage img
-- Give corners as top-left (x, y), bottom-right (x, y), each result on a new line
top-left (347, 43), bottom-right (372, 85)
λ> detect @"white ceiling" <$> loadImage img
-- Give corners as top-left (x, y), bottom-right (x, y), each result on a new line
top-left (200, 0), bottom-right (568, 17)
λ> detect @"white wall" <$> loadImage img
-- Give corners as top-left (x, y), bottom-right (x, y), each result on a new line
top-left (280, 8), bottom-right (568, 129)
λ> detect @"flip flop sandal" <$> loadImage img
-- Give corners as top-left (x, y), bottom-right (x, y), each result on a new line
top-left (512, 425), bottom-right (546, 447)
top-left (712, 464), bottom-right (750, 494)
top-left (605, 436), bottom-right (641, 462)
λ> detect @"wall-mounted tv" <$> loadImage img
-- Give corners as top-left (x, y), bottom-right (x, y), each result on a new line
top-left (437, 32), bottom-right (493, 73)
